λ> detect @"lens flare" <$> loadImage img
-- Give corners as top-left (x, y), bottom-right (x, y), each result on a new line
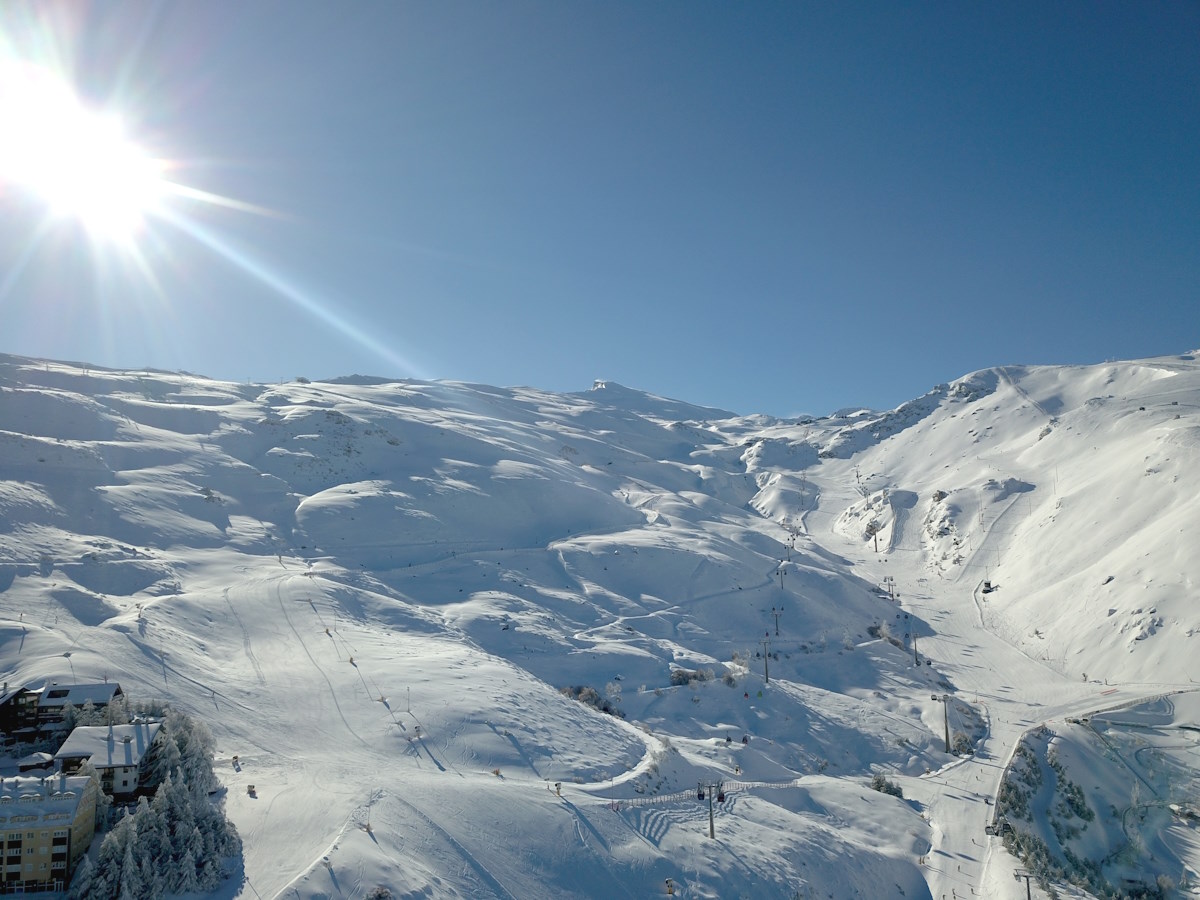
top-left (0, 61), bottom-right (164, 241)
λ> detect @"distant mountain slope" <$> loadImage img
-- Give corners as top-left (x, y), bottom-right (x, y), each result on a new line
top-left (1, 350), bottom-right (1197, 899)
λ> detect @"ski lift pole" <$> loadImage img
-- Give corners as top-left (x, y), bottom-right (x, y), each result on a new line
top-left (698, 781), bottom-right (725, 838)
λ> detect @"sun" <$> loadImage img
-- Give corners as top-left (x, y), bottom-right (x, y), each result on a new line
top-left (0, 61), bottom-right (165, 242)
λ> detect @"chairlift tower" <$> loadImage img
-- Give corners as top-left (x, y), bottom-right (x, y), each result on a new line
top-left (697, 781), bottom-right (726, 838)
top-left (1013, 869), bottom-right (1034, 900)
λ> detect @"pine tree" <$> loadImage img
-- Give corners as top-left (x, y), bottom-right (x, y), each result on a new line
top-left (117, 837), bottom-right (144, 900)
top-left (175, 844), bottom-right (200, 894)
top-left (67, 853), bottom-right (96, 900)
top-left (78, 698), bottom-right (99, 726)
top-left (59, 701), bottom-right (78, 733)
top-left (109, 693), bottom-right (131, 725)
top-left (78, 760), bottom-right (112, 828)
top-left (91, 812), bottom-right (136, 900)
top-left (132, 796), bottom-right (166, 897)
top-left (142, 720), bottom-right (181, 791)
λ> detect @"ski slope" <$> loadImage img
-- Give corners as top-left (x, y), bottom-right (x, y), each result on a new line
top-left (1, 350), bottom-right (1198, 898)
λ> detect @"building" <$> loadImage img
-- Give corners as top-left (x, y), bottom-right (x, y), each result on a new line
top-left (54, 722), bottom-right (162, 798)
top-left (15, 754), bottom-right (52, 774)
top-left (0, 686), bottom-right (38, 741)
top-left (34, 683), bottom-right (123, 730)
top-left (0, 773), bottom-right (98, 892)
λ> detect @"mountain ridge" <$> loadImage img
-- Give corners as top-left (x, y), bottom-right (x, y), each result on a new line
top-left (1, 350), bottom-right (1198, 898)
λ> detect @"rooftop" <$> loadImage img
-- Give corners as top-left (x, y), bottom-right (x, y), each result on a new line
top-left (54, 722), bottom-right (162, 769)
top-left (37, 682), bottom-right (122, 710)
top-left (0, 774), bottom-right (94, 826)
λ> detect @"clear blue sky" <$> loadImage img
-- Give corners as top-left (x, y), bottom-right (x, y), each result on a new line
top-left (1, 1), bottom-right (1196, 417)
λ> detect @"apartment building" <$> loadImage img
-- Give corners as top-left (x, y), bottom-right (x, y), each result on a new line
top-left (0, 774), bottom-right (98, 892)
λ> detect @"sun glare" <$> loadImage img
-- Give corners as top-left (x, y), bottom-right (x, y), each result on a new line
top-left (0, 62), bottom-right (165, 241)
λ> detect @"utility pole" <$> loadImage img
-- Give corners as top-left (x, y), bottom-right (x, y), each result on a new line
top-left (932, 694), bottom-right (951, 753)
top-left (1013, 870), bottom-right (1034, 900)
top-left (697, 781), bottom-right (725, 838)
top-left (771, 606), bottom-right (782, 636)
top-left (760, 634), bottom-right (771, 684)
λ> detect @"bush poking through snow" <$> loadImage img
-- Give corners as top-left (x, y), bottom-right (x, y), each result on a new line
top-left (869, 774), bottom-right (904, 799)
top-left (669, 668), bottom-right (713, 687)
top-left (560, 685), bottom-right (625, 719)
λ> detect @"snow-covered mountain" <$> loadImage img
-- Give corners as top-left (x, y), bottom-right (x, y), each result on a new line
top-left (1, 350), bottom-right (1198, 899)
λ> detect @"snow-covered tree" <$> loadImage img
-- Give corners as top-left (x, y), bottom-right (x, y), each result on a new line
top-left (106, 693), bottom-right (132, 725)
top-left (68, 706), bottom-right (240, 898)
top-left (77, 760), bottom-right (112, 828)
top-left (117, 836), bottom-right (142, 900)
top-left (66, 853), bottom-right (96, 899)
top-left (140, 720), bottom-right (182, 792)
top-left (78, 698), bottom-right (100, 726)
top-left (59, 701), bottom-right (78, 732)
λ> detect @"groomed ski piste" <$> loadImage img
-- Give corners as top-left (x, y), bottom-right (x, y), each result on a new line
top-left (1, 350), bottom-right (1198, 898)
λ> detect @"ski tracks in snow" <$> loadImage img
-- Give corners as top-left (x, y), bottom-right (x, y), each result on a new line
top-left (224, 587), bottom-right (266, 685)
top-left (393, 794), bottom-right (519, 900)
top-left (274, 577), bottom-right (372, 751)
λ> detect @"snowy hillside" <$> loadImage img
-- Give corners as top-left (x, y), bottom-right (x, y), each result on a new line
top-left (1, 350), bottom-right (1198, 899)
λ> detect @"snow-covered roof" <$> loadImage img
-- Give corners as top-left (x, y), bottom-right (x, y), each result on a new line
top-left (37, 682), bottom-right (122, 710)
top-left (17, 752), bottom-right (53, 769)
top-left (0, 774), bottom-right (93, 826)
top-left (54, 722), bottom-right (161, 769)
top-left (0, 684), bottom-right (33, 706)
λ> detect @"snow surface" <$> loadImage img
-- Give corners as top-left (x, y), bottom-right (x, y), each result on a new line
top-left (1, 350), bottom-right (1199, 898)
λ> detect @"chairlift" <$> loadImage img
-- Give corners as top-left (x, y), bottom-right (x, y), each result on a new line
top-left (697, 787), bottom-right (705, 801)
top-left (717, 788), bottom-right (726, 803)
